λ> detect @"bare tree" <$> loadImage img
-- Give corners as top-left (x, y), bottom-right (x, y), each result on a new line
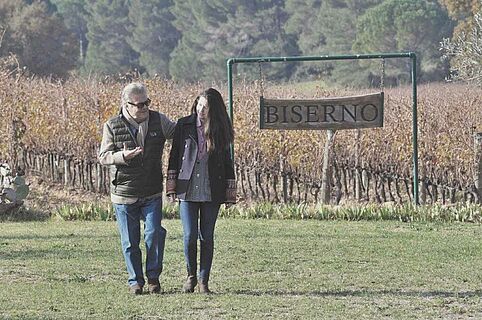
top-left (441, 12), bottom-right (482, 86)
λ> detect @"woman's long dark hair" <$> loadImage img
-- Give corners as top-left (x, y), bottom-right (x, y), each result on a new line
top-left (191, 88), bottom-right (234, 152)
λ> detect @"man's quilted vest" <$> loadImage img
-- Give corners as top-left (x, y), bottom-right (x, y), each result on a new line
top-left (107, 111), bottom-right (165, 197)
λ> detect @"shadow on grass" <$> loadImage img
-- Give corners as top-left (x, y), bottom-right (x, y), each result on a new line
top-left (0, 247), bottom-right (114, 260)
top-left (0, 207), bottom-right (50, 222)
top-left (0, 233), bottom-right (116, 241)
top-left (231, 289), bottom-right (482, 298)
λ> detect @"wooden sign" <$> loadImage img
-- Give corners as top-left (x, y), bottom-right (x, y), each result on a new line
top-left (260, 92), bottom-right (384, 130)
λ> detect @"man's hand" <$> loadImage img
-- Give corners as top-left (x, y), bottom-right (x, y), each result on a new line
top-left (123, 142), bottom-right (143, 161)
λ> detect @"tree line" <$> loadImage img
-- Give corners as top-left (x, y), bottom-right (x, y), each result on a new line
top-left (0, 0), bottom-right (480, 85)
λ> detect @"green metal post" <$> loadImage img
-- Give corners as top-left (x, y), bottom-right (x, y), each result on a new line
top-left (411, 53), bottom-right (419, 205)
top-left (227, 59), bottom-right (234, 160)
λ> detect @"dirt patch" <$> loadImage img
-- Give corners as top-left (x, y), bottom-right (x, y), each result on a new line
top-left (23, 175), bottom-right (109, 217)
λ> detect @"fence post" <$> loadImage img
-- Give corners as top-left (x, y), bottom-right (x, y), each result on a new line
top-left (321, 130), bottom-right (335, 204)
top-left (64, 158), bottom-right (70, 186)
top-left (475, 133), bottom-right (482, 204)
top-left (9, 120), bottom-right (18, 175)
top-left (355, 129), bottom-right (361, 201)
top-left (280, 155), bottom-right (288, 203)
top-left (420, 164), bottom-right (426, 204)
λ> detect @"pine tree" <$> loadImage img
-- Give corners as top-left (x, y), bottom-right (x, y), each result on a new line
top-left (0, 0), bottom-right (78, 78)
top-left (169, 0), bottom-right (231, 82)
top-left (51, 0), bottom-right (89, 65)
top-left (284, 0), bottom-right (323, 58)
top-left (285, 0), bottom-right (382, 83)
top-left (222, 1), bottom-right (299, 81)
top-left (169, 0), bottom-right (298, 82)
top-left (128, 0), bottom-right (179, 77)
top-left (84, 0), bottom-right (138, 75)
top-left (354, 0), bottom-right (452, 84)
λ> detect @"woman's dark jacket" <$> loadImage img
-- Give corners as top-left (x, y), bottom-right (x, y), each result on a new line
top-left (166, 114), bottom-right (236, 203)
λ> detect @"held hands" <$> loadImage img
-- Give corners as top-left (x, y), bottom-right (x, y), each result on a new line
top-left (123, 142), bottom-right (143, 161)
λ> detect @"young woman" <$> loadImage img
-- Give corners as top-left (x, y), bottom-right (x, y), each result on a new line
top-left (167, 88), bottom-right (236, 293)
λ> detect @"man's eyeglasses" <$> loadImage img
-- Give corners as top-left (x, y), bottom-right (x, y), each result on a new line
top-left (127, 98), bottom-right (151, 108)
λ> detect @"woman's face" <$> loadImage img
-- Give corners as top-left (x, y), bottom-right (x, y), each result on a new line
top-left (196, 96), bottom-right (208, 121)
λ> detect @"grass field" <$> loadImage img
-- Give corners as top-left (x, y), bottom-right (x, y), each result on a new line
top-left (0, 219), bottom-right (481, 319)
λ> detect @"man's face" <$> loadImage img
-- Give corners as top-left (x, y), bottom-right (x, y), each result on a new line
top-left (126, 93), bottom-right (150, 123)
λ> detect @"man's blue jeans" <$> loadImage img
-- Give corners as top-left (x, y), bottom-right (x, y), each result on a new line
top-left (179, 201), bottom-right (220, 282)
top-left (114, 197), bottom-right (166, 287)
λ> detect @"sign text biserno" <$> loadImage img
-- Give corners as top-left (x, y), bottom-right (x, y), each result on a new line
top-left (260, 92), bottom-right (383, 130)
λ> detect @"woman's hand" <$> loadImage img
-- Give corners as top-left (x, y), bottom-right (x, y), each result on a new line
top-left (167, 193), bottom-right (177, 203)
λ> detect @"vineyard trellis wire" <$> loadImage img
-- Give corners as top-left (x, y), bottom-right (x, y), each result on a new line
top-left (16, 146), bottom-right (480, 205)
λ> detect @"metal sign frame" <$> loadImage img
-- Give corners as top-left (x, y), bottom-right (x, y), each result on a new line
top-left (226, 52), bottom-right (419, 205)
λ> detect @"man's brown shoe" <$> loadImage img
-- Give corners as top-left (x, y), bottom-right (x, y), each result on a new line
top-left (147, 278), bottom-right (160, 294)
top-left (182, 275), bottom-right (197, 293)
top-left (129, 284), bottom-right (143, 295)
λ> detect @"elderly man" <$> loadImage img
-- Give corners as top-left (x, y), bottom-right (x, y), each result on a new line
top-left (99, 82), bottom-right (175, 294)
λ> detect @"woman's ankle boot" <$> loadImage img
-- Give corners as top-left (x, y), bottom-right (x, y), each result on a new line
top-left (182, 275), bottom-right (197, 293)
top-left (198, 279), bottom-right (211, 294)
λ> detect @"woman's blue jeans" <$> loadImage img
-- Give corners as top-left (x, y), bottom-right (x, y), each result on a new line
top-left (179, 201), bottom-right (220, 282)
top-left (114, 197), bottom-right (166, 287)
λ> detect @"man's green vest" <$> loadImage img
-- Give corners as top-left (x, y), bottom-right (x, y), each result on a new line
top-left (107, 111), bottom-right (165, 197)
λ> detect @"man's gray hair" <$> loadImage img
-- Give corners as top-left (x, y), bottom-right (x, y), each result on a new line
top-left (121, 82), bottom-right (147, 106)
